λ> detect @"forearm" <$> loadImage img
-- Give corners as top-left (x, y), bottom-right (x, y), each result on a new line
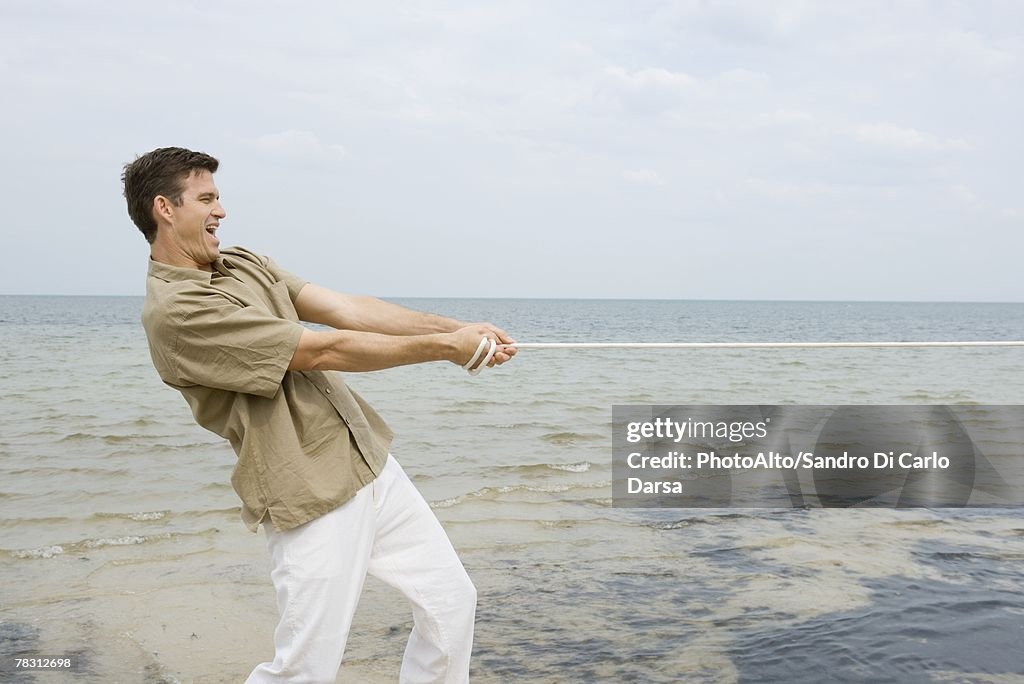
top-left (288, 328), bottom-right (459, 373)
top-left (295, 284), bottom-right (465, 335)
top-left (336, 294), bottom-right (465, 335)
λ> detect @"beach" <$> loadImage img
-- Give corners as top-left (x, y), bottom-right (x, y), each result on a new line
top-left (2, 295), bottom-right (1023, 682)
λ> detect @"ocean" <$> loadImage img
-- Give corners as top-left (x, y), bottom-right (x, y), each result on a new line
top-left (1, 295), bottom-right (1023, 683)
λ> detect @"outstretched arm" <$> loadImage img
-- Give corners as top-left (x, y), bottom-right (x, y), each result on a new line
top-left (288, 284), bottom-right (517, 372)
top-left (288, 324), bottom-right (515, 373)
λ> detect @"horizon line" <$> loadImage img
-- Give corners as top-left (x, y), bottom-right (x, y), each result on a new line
top-left (1, 293), bottom-right (1022, 305)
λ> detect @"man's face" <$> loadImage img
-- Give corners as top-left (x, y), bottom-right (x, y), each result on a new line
top-left (162, 169), bottom-right (226, 269)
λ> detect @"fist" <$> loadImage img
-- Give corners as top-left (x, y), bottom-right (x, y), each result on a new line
top-left (451, 323), bottom-right (517, 370)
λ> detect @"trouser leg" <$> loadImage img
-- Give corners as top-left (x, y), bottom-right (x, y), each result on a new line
top-left (245, 485), bottom-right (376, 684)
top-left (368, 455), bottom-right (477, 684)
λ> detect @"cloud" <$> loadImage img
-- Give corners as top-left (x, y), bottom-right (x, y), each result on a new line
top-left (744, 176), bottom-right (838, 203)
top-left (941, 30), bottom-right (1018, 72)
top-left (949, 184), bottom-right (979, 205)
top-left (623, 168), bottom-right (665, 186)
top-left (755, 109), bottom-right (814, 127)
top-left (714, 68), bottom-right (770, 88)
top-left (853, 123), bottom-right (972, 152)
top-left (604, 66), bottom-right (696, 90)
top-left (659, 1), bottom-right (817, 45)
top-left (596, 66), bottom-right (697, 115)
top-left (244, 130), bottom-right (347, 165)
top-left (855, 26), bottom-right (1020, 78)
top-left (1, 0), bottom-right (1022, 300)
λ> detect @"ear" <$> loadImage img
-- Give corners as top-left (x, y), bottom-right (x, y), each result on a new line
top-left (153, 195), bottom-right (175, 224)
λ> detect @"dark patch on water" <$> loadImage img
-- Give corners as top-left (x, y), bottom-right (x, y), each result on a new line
top-left (472, 531), bottom-right (1024, 683)
top-left (473, 559), bottom-right (726, 683)
top-left (728, 573), bottom-right (1024, 683)
top-left (0, 622), bottom-right (94, 682)
top-left (0, 619), bottom-right (177, 683)
top-left (0, 622), bottom-right (40, 683)
top-left (142, 662), bottom-right (179, 683)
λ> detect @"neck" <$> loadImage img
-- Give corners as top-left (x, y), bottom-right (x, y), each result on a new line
top-left (150, 242), bottom-right (214, 272)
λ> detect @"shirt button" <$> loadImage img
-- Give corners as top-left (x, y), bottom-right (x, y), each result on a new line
top-left (325, 388), bottom-right (332, 394)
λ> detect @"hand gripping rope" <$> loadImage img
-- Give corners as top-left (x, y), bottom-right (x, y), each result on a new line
top-left (463, 339), bottom-right (1024, 374)
top-left (462, 337), bottom-right (499, 376)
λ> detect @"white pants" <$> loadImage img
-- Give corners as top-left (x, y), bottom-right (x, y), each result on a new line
top-left (245, 455), bottom-right (476, 684)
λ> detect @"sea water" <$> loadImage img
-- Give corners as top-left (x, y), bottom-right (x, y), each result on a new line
top-left (1, 295), bottom-right (1023, 683)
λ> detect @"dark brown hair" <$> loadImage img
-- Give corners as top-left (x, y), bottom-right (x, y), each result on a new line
top-left (121, 147), bottom-right (220, 243)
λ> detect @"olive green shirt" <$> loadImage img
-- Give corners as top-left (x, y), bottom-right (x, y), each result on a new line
top-left (141, 246), bottom-right (393, 532)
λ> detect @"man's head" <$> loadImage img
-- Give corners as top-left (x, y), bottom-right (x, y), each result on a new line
top-left (122, 147), bottom-right (226, 269)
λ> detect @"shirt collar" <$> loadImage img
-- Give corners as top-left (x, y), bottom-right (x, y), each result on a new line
top-left (148, 254), bottom-right (240, 283)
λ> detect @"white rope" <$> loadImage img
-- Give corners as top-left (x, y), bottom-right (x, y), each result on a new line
top-left (463, 337), bottom-right (497, 375)
top-left (462, 337), bottom-right (489, 372)
top-left (465, 339), bottom-right (1024, 375)
top-left (504, 340), bottom-right (1024, 349)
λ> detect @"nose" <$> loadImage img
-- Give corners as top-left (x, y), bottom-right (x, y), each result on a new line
top-left (213, 200), bottom-right (227, 219)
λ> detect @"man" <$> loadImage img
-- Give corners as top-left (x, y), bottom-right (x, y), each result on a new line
top-left (121, 147), bottom-right (516, 683)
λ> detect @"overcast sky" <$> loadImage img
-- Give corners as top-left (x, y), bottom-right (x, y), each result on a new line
top-left (1, 1), bottom-right (1021, 300)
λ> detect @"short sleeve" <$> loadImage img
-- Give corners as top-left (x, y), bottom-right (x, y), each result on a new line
top-left (266, 257), bottom-right (308, 302)
top-left (172, 293), bottom-right (305, 399)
